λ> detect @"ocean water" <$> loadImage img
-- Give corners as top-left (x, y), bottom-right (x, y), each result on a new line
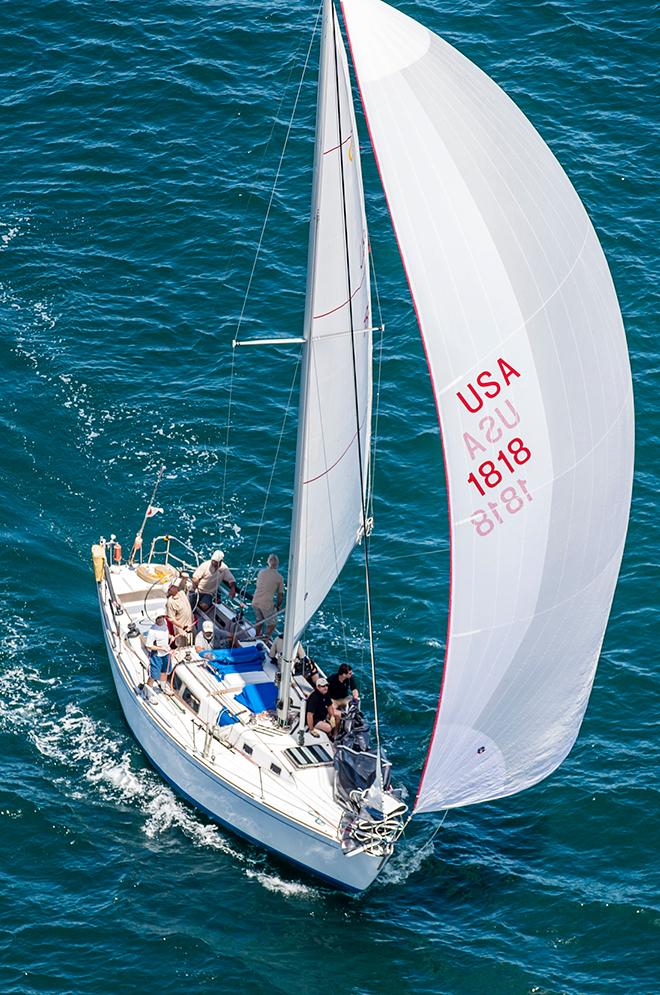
top-left (0, 1), bottom-right (657, 992)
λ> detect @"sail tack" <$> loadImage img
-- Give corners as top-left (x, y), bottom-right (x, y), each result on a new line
top-left (285, 3), bottom-right (372, 648)
top-left (342, 0), bottom-right (634, 812)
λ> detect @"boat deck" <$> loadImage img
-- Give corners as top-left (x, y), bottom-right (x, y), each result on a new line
top-left (103, 564), bottom-right (347, 839)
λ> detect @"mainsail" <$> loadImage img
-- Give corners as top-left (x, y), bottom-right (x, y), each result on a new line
top-left (342, 0), bottom-right (634, 811)
top-left (283, 0), bottom-right (372, 661)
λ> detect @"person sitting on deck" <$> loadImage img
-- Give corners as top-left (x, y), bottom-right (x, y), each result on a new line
top-left (166, 576), bottom-right (194, 639)
top-left (269, 635), bottom-right (318, 685)
top-left (195, 615), bottom-right (244, 653)
top-left (328, 664), bottom-right (360, 708)
top-left (194, 619), bottom-right (216, 653)
top-left (305, 677), bottom-right (340, 738)
top-left (269, 635), bottom-right (305, 670)
top-left (252, 554), bottom-right (283, 639)
top-left (191, 550), bottom-right (236, 612)
top-left (144, 612), bottom-right (172, 698)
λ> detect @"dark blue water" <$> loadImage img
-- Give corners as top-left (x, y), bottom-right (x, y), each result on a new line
top-left (1, 1), bottom-right (657, 992)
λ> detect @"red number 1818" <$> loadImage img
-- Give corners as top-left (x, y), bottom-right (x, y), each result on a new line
top-left (467, 437), bottom-right (531, 496)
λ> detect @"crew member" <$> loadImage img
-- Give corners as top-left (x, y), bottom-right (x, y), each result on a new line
top-left (305, 677), bottom-right (335, 737)
top-left (328, 664), bottom-right (359, 707)
top-left (269, 635), bottom-right (305, 669)
top-left (252, 553), bottom-right (283, 639)
top-left (191, 550), bottom-right (236, 612)
top-left (195, 619), bottom-right (216, 653)
top-left (144, 611), bottom-right (172, 699)
top-left (166, 576), bottom-right (194, 639)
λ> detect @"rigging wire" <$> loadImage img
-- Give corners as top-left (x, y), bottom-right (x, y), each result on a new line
top-left (221, 1), bottom-right (324, 515)
top-left (402, 808), bottom-right (450, 848)
top-left (220, 341), bottom-right (237, 516)
top-left (219, 34), bottom-right (312, 304)
top-left (330, 7), bottom-right (383, 767)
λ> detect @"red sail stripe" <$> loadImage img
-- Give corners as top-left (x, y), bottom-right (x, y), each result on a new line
top-left (302, 408), bottom-right (368, 485)
top-left (323, 131), bottom-right (353, 155)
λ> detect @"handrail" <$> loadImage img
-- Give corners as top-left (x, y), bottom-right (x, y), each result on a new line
top-left (141, 535), bottom-right (260, 612)
top-left (147, 534), bottom-right (200, 571)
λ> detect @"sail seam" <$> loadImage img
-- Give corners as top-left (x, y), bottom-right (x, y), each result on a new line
top-left (437, 227), bottom-right (592, 396)
top-left (452, 535), bottom-right (628, 638)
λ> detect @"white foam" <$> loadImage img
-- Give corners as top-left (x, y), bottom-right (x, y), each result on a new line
top-left (378, 831), bottom-right (439, 886)
top-left (245, 868), bottom-right (318, 897)
top-left (0, 217), bottom-right (28, 251)
top-left (141, 786), bottom-right (245, 860)
top-left (0, 616), bottom-right (325, 895)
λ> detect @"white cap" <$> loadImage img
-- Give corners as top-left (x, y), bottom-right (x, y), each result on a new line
top-left (211, 550), bottom-right (224, 562)
top-left (202, 620), bottom-right (214, 633)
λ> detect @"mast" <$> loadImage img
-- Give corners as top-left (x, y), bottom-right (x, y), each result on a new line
top-left (278, 0), bottom-right (332, 725)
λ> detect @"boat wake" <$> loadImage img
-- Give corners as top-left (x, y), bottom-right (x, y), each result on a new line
top-left (377, 829), bottom-right (440, 887)
top-left (245, 868), bottom-right (318, 898)
top-left (0, 633), bottom-right (317, 896)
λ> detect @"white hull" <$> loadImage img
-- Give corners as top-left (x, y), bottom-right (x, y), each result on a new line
top-left (97, 575), bottom-right (389, 892)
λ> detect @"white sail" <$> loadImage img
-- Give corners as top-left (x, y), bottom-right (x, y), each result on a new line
top-left (284, 2), bottom-right (372, 650)
top-left (342, 0), bottom-right (634, 812)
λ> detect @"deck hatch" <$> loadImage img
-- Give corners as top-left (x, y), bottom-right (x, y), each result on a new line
top-left (284, 745), bottom-right (333, 768)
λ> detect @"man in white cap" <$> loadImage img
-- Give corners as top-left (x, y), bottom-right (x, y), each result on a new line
top-left (191, 550), bottom-right (236, 612)
top-left (305, 676), bottom-right (341, 738)
top-left (195, 619), bottom-right (216, 653)
top-left (143, 611), bottom-right (173, 701)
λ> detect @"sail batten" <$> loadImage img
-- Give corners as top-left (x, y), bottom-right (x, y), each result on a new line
top-left (342, 0), bottom-right (633, 813)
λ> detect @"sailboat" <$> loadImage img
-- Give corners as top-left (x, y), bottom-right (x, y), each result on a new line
top-left (93, 0), bottom-right (634, 891)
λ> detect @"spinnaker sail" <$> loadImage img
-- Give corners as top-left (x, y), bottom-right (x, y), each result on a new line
top-left (342, 0), bottom-right (634, 812)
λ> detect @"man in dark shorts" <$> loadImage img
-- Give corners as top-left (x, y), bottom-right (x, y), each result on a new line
top-left (143, 612), bottom-right (172, 701)
top-left (305, 677), bottom-right (338, 737)
top-left (328, 664), bottom-right (359, 707)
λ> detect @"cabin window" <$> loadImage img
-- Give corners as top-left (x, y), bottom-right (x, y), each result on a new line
top-left (172, 673), bottom-right (182, 693)
top-left (270, 763), bottom-right (281, 776)
top-left (181, 686), bottom-right (200, 714)
top-left (243, 744), bottom-right (253, 756)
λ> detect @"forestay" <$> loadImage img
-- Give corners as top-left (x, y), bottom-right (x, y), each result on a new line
top-left (342, 0), bottom-right (634, 811)
top-left (284, 1), bottom-right (372, 650)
